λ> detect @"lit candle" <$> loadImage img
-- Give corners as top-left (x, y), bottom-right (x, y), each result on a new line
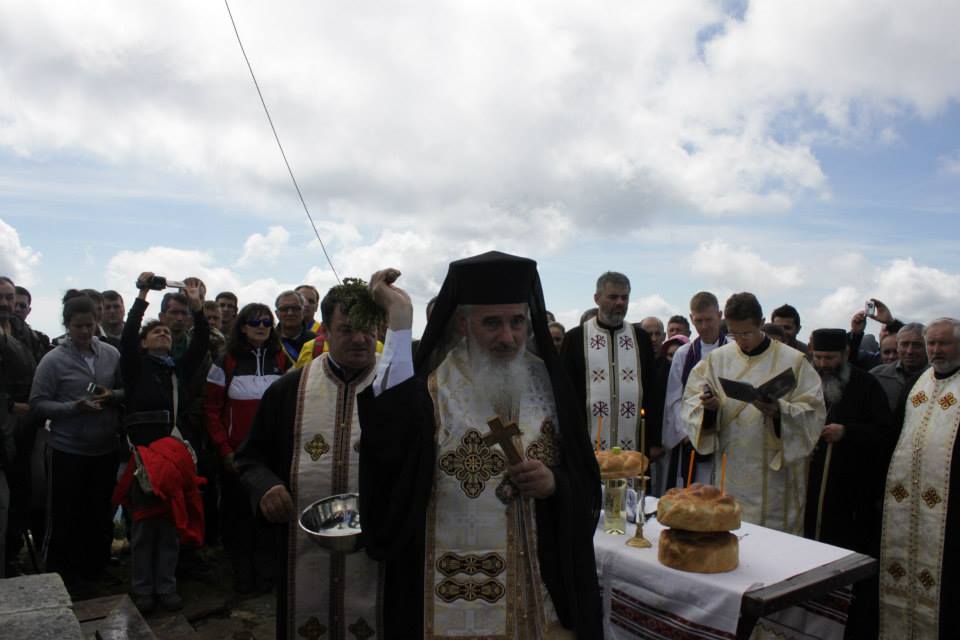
top-left (721, 452), bottom-right (727, 494)
top-left (595, 415), bottom-right (604, 452)
top-left (687, 448), bottom-right (695, 487)
top-left (639, 408), bottom-right (646, 456)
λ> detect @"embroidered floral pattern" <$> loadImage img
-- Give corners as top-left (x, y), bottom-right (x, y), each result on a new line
top-left (495, 476), bottom-right (518, 505)
top-left (911, 391), bottom-right (928, 407)
top-left (917, 569), bottom-right (936, 590)
top-left (618, 335), bottom-right (634, 350)
top-left (592, 400), bottom-right (610, 417)
top-left (304, 434), bottom-right (331, 461)
top-left (438, 429), bottom-right (506, 498)
top-left (939, 392), bottom-right (957, 410)
top-left (922, 487), bottom-right (942, 508)
top-left (437, 552), bottom-right (505, 577)
top-left (890, 484), bottom-right (909, 502)
top-left (590, 334), bottom-right (607, 350)
top-left (348, 618), bottom-right (375, 640)
top-left (621, 368), bottom-right (635, 382)
top-left (436, 578), bottom-right (505, 603)
top-left (297, 616), bottom-right (327, 638)
top-left (591, 368), bottom-right (606, 382)
top-left (526, 420), bottom-right (561, 466)
top-left (887, 562), bottom-right (906, 581)
top-left (620, 401), bottom-right (637, 419)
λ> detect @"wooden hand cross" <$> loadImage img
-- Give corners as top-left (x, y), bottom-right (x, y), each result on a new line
top-left (482, 416), bottom-right (524, 465)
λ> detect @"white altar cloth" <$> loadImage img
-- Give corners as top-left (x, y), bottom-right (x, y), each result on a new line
top-left (595, 498), bottom-right (854, 639)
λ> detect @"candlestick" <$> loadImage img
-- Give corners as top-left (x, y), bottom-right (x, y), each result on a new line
top-left (721, 452), bottom-right (727, 494)
top-left (687, 448), bottom-right (695, 487)
top-left (626, 474), bottom-right (652, 549)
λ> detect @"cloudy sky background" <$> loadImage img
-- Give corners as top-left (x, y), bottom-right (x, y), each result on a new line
top-left (2, 0), bottom-right (959, 339)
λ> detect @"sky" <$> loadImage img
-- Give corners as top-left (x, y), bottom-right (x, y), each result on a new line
top-left (2, 0), bottom-right (960, 340)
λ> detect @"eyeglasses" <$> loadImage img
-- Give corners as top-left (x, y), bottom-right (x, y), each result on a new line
top-left (245, 318), bottom-right (273, 328)
top-left (277, 305), bottom-right (303, 314)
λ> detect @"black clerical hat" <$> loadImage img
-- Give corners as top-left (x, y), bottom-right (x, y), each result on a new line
top-left (446, 251), bottom-right (538, 305)
top-left (810, 328), bottom-right (847, 352)
top-left (414, 250), bottom-right (549, 374)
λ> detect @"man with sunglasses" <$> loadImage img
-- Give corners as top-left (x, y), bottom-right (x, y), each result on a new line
top-left (681, 292), bottom-right (825, 534)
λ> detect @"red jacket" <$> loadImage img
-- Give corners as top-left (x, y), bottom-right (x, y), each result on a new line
top-left (204, 347), bottom-right (287, 457)
top-left (113, 437), bottom-right (206, 547)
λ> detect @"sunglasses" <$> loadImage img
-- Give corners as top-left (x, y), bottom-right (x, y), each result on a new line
top-left (245, 318), bottom-right (273, 328)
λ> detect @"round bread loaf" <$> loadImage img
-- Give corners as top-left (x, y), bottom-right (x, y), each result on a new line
top-left (596, 449), bottom-right (648, 479)
top-left (658, 529), bottom-right (739, 574)
top-left (656, 483), bottom-right (741, 532)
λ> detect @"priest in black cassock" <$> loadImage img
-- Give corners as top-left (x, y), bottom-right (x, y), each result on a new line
top-left (236, 282), bottom-right (383, 640)
top-left (804, 328), bottom-right (894, 639)
top-left (559, 271), bottom-right (659, 453)
top-left (358, 252), bottom-right (602, 639)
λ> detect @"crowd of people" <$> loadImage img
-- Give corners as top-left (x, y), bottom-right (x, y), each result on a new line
top-left (0, 255), bottom-right (955, 639)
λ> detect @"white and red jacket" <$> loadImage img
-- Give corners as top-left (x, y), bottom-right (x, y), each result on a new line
top-left (204, 347), bottom-right (288, 457)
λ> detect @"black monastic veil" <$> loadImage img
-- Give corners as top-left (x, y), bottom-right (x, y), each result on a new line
top-left (358, 251), bottom-right (604, 638)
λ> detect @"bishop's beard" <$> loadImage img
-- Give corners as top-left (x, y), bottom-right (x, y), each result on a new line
top-left (465, 333), bottom-right (529, 422)
top-left (818, 362), bottom-right (851, 406)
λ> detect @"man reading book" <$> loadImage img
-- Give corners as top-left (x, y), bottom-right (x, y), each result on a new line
top-left (681, 292), bottom-right (826, 534)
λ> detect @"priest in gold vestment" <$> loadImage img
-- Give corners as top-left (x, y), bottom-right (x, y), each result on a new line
top-left (682, 293), bottom-right (825, 534)
top-left (237, 282), bottom-right (383, 640)
top-left (358, 253), bottom-right (602, 639)
top-left (880, 317), bottom-right (960, 639)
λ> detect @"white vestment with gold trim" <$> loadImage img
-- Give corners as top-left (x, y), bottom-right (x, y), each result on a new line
top-left (424, 343), bottom-right (566, 639)
top-left (880, 369), bottom-right (960, 640)
top-left (286, 354), bottom-right (382, 640)
top-left (681, 341), bottom-right (825, 533)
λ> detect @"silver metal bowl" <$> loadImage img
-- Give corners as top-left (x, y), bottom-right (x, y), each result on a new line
top-left (299, 493), bottom-right (363, 553)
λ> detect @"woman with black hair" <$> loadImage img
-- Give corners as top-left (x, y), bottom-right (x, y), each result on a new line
top-left (30, 295), bottom-right (121, 592)
top-left (204, 301), bottom-right (288, 592)
top-left (115, 272), bottom-right (209, 613)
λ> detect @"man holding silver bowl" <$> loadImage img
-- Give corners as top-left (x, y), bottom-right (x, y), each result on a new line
top-left (236, 279), bottom-right (383, 640)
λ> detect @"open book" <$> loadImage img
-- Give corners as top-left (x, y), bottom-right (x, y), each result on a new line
top-left (718, 367), bottom-right (796, 403)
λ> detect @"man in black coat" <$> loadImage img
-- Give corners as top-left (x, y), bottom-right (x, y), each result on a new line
top-left (804, 328), bottom-right (894, 639)
top-left (560, 271), bottom-right (659, 453)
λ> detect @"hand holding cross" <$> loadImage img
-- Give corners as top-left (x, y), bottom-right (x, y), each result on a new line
top-left (482, 416), bottom-right (524, 465)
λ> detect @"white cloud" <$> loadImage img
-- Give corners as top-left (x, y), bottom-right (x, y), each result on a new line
top-left (873, 258), bottom-right (960, 322)
top-left (806, 257), bottom-right (960, 337)
top-left (689, 240), bottom-right (803, 292)
top-left (938, 150), bottom-right (960, 175)
top-left (305, 218), bottom-right (362, 249)
top-left (235, 225), bottom-right (291, 267)
top-left (0, 218), bottom-right (41, 285)
top-left (807, 286), bottom-right (862, 334)
top-left (2, 0), bottom-right (957, 248)
top-left (626, 294), bottom-right (680, 324)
